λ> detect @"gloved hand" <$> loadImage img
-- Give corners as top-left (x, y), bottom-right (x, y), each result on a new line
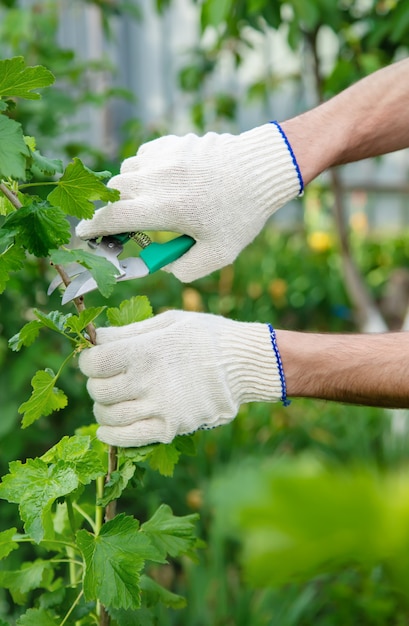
top-left (78, 310), bottom-right (285, 447)
top-left (76, 122), bottom-right (303, 282)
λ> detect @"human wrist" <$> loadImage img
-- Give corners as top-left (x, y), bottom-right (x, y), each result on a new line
top-left (280, 107), bottom-right (348, 184)
top-left (274, 329), bottom-right (314, 398)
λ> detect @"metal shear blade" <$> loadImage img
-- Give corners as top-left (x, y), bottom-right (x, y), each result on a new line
top-left (61, 256), bottom-right (149, 304)
top-left (55, 232), bottom-right (195, 304)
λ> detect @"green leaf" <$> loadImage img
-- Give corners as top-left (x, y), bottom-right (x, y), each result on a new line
top-left (98, 460), bottom-right (136, 506)
top-left (77, 514), bottom-right (165, 610)
top-left (148, 443), bottom-right (181, 478)
top-left (0, 243), bottom-right (25, 294)
top-left (33, 309), bottom-right (73, 334)
top-left (50, 248), bottom-right (119, 298)
top-left (18, 368), bottom-right (68, 428)
top-left (201, 0), bottom-right (233, 27)
top-left (140, 574), bottom-right (186, 609)
top-left (174, 434), bottom-right (196, 457)
top-left (65, 306), bottom-right (106, 334)
top-left (0, 57), bottom-right (54, 100)
top-left (0, 116), bottom-right (30, 180)
top-left (0, 559), bottom-right (53, 604)
top-left (29, 149), bottom-right (63, 177)
top-left (2, 200), bottom-right (71, 257)
top-left (16, 608), bottom-right (59, 626)
top-left (9, 319), bottom-right (47, 352)
top-left (107, 296), bottom-right (153, 326)
top-left (119, 445), bottom-right (157, 464)
top-left (41, 435), bottom-right (106, 484)
top-left (141, 504), bottom-right (199, 559)
top-left (0, 458), bottom-right (79, 543)
top-left (209, 456), bottom-right (409, 590)
top-left (0, 528), bottom-right (18, 560)
top-left (47, 157), bottom-right (119, 219)
top-left (0, 192), bottom-right (17, 216)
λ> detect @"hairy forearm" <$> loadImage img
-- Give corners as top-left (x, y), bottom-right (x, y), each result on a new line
top-left (277, 329), bottom-right (409, 408)
top-left (281, 58), bottom-right (409, 184)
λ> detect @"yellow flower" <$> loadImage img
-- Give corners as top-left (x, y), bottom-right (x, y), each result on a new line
top-left (247, 282), bottom-right (263, 299)
top-left (269, 278), bottom-right (287, 301)
top-left (182, 287), bottom-right (203, 311)
top-left (307, 231), bottom-right (332, 252)
top-left (186, 489), bottom-right (203, 510)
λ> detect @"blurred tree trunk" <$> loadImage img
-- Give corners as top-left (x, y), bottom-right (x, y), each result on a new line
top-left (306, 29), bottom-right (388, 332)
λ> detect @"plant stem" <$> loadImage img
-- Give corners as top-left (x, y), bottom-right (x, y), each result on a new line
top-left (105, 445), bottom-right (118, 522)
top-left (18, 181), bottom-right (57, 189)
top-left (53, 263), bottom-right (97, 344)
top-left (73, 502), bottom-right (97, 533)
top-left (95, 476), bottom-right (105, 535)
top-left (0, 182), bottom-right (23, 208)
top-left (59, 589), bottom-right (84, 626)
top-left (66, 496), bottom-right (77, 536)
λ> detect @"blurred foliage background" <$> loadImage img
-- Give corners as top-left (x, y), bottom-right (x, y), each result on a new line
top-left (1, 0), bottom-right (409, 624)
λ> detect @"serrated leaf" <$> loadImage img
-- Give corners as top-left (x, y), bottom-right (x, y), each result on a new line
top-left (98, 460), bottom-right (136, 506)
top-left (8, 319), bottom-right (43, 351)
top-left (65, 306), bottom-right (106, 334)
top-left (0, 57), bottom-right (54, 100)
top-left (47, 157), bottom-right (119, 219)
top-left (0, 458), bottom-right (79, 543)
top-left (140, 574), bottom-right (186, 609)
top-left (174, 434), bottom-right (196, 456)
top-left (34, 309), bottom-right (73, 334)
top-left (77, 514), bottom-right (165, 610)
top-left (107, 296), bottom-right (153, 326)
top-left (0, 243), bottom-right (25, 293)
top-left (50, 248), bottom-right (118, 298)
top-left (29, 150), bottom-right (63, 176)
top-left (0, 528), bottom-right (18, 560)
top-left (41, 435), bottom-right (106, 484)
top-left (16, 608), bottom-right (59, 626)
top-left (141, 504), bottom-right (199, 559)
top-left (118, 445), bottom-right (157, 464)
top-left (0, 229), bottom-right (16, 252)
top-left (0, 115), bottom-right (30, 180)
top-left (2, 200), bottom-right (71, 257)
top-left (148, 443), bottom-right (180, 477)
top-left (18, 369), bottom-right (68, 428)
top-left (24, 136), bottom-right (36, 151)
top-left (0, 559), bottom-right (53, 604)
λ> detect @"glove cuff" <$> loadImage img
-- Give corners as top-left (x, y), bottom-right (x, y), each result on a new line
top-left (220, 320), bottom-right (286, 405)
top-left (235, 122), bottom-right (303, 218)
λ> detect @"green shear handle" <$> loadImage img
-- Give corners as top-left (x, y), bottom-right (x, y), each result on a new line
top-left (112, 232), bottom-right (195, 273)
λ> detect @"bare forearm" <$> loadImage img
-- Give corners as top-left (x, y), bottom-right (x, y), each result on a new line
top-left (281, 58), bottom-right (409, 184)
top-left (277, 329), bottom-right (409, 408)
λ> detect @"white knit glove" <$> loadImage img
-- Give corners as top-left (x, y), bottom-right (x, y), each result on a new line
top-left (78, 310), bottom-right (286, 447)
top-left (76, 122), bottom-right (303, 282)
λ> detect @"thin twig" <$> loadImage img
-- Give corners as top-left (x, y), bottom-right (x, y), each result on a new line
top-left (105, 445), bottom-right (118, 522)
top-left (52, 263), bottom-right (97, 344)
top-left (0, 182), bottom-right (23, 208)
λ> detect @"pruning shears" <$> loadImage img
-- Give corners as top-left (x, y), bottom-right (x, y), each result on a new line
top-left (48, 232), bottom-right (195, 304)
